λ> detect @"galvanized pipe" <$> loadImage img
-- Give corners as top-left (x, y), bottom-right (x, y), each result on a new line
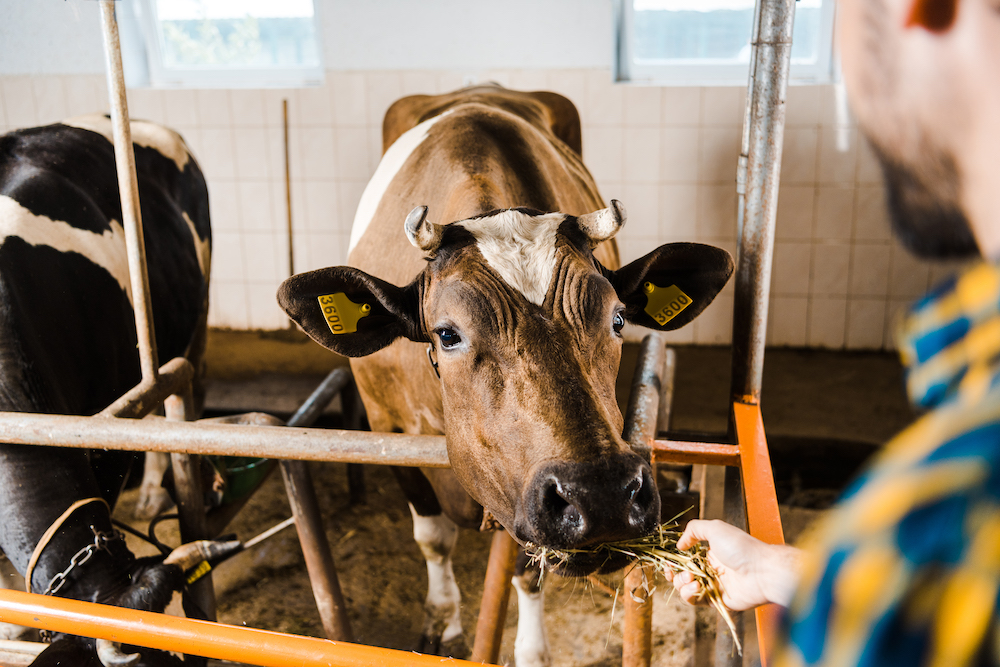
top-left (729, 0), bottom-right (796, 405)
top-left (281, 366), bottom-right (355, 642)
top-left (0, 589), bottom-right (479, 667)
top-left (286, 367), bottom-right (352, 429)
top-left (0, 412), bottom-right (449, 467)
top-left (165, 390), bottom-right (216, 629)
top-left (98, 1), bottom-right (159, 381)
top-left (622, 332), bottom-right (668, 667)
top-left (99, 357), bottom-right (194, 420)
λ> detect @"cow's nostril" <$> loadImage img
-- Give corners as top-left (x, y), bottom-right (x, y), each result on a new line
top-left (542, 478), bottom-right (584, 535)
top-left (625, 475), bottom-right (642, 501)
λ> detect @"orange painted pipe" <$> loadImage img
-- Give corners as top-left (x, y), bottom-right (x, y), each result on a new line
top-left (732, 401), bottom-right (784, 667)
top-left (0, 589), bottom-right (479, 667)
top-left (650, 439), bottom-right (741, 467)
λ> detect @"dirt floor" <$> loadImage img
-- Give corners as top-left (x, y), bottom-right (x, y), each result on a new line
top-left (108, 344), bottom-right (917, 667)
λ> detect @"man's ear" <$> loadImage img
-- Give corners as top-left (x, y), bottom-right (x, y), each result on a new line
top-left (277, 267), bottom-right (426, 357)
top-left (608, 243), bottom-right (734, 331)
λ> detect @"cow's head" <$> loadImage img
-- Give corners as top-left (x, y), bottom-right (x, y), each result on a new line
top-left (278, 202), bottom-right (732, 574)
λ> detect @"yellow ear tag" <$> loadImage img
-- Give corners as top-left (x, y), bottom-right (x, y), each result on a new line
top-left (317, 293), bottom-right (372, 335)
top-left (643, 282), bottom-right (692, 326)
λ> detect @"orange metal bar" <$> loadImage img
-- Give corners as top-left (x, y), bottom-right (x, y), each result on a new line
top-left (732, 401), bottom-right (784, 667)
top-left (0, 589), bottom-right (478, 667)
top-left (650, 440), bottom-right (741, 467)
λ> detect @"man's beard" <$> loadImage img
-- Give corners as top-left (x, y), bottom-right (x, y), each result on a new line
top-left (867, 137), bottom-right (979, 260)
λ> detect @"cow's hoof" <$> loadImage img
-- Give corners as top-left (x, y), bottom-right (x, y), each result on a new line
top-left (134, 487), bottom-right (174, 520)
top-left (415, 633), bottom-right (441, 656)
top-left (439, 635), bottom-right (469, 659)
top-left (416, 633), bottom-right (468, 659)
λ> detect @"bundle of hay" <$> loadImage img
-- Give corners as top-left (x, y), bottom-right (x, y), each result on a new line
top-left (526, 519), bottom-right (741, 654)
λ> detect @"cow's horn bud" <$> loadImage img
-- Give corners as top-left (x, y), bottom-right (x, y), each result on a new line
top-left (577, 200), bottom-right (626, 243)
top-left (164, 539), bottom-right (241, 572)
top-left (96, 639), bottom-right (140, 667)
top-left (404, 205), bottom-right (444, 255)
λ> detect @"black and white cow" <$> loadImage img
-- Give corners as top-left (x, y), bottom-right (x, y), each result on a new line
top-left (0, 114), bottom-right (214, 667)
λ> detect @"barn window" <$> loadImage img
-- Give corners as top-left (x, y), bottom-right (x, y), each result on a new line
top-left (615, 0), bottom-right (837, 85)
top-left (118, 0), bottom-right (324, 88)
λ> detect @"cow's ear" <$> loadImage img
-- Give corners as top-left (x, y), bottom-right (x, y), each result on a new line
top-left (607, 243), bottom-right (734, 331)
top-left (277, 267), bottom-right (426, 357)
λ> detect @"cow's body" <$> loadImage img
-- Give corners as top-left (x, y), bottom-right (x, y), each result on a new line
top-left (279, 86), bottom-right (733, 664)
top-left (0, 115), bottom-right (211, 667)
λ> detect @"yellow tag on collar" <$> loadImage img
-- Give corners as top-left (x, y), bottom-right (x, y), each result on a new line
top-left (643, 283), bottom-right (692, 326)
top-left (186, 560), bottom-right (211, 585)
top-left (317, 293), bottom-right (371, 335)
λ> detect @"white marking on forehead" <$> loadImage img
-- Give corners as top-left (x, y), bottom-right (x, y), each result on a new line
top-left (348, 109), bottom-right (454, 254)
top-left (61, 114), bottom-right (191, 172)
top-left (0, 195), bottom-right (133, 305)
top-left (458, 209), bottom-right (566, 306)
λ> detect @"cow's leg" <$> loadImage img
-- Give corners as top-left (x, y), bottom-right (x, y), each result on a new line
top-left (512, 551), bottom-right (550, 667)
top-left (135, 452), bottom-right (174, 519)
top-left (408, 503), bottom-right (464, 652)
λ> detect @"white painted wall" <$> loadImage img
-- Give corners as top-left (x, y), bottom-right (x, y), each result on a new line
top-left (0, 0), bottom-right (613, 76)
top-left (0, 1), bottom-right (965, 349)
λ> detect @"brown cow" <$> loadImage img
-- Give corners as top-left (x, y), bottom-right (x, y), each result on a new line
top-left (278, 85), bottom-right (732, 664)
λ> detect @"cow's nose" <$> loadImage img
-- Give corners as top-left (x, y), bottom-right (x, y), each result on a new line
top-left (517, 455), bottom-right (660, 549)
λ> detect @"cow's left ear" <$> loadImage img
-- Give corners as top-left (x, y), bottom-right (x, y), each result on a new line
top-left (277, 266), bottom-right (426, 357)
top-left (607, 243), bottom-right (734, 331)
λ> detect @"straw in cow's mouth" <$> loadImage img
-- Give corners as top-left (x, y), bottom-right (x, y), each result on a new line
top-left (525, 517), bottom-right (741, 655)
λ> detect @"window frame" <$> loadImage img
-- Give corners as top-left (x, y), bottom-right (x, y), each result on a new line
top-left (614, 0), bottom-right (838, 86)
top-left (122, 0), bottom-right (325, 89)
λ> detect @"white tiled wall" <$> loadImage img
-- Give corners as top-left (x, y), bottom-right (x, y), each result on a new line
top-left (0, 70), bottom-right (964, 349)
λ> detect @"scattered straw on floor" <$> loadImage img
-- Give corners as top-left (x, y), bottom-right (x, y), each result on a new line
top-left (526, 517), bottom-right (741, 655)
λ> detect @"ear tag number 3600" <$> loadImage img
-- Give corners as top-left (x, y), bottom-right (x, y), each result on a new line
top-left (643, 283), bottom-right (692, 326)
top-left (317, 293), bottom-right (371, 334)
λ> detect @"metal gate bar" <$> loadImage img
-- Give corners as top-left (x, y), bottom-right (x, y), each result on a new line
top-left (0, 412), bottom-right (449, 465)
top-left (0, 589), bottom-right (479, 667)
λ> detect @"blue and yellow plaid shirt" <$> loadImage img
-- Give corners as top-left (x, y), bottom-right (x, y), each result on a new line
top-left (775, 262), bottom-right (1000, 667)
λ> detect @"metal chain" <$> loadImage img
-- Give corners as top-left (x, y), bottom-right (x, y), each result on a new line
top-left (36, 525), bottom-right (123, 643)
top-left (42, 526), bottom-right (123, 596)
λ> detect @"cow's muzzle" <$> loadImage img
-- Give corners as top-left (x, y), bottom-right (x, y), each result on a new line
top-left (514, 453), bottom-right (660, 572)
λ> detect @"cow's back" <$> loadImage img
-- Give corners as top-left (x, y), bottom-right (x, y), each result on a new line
top-left (346, 87), bottom-right (615, 435)
top-left (0, 117), bottom-right (211, 416)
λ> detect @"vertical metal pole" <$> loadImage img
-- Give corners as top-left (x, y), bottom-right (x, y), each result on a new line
top-left (730, 0), bottom-right (796, 405)
top-left (284, 98), bottom-right (294, 280)
top-left (279, 461), bottom-right (354, 642)
top-left (282, 368), bottom-right (355, 642)
top-left (99, 1), bottom-right (159, 381)
top-left (166, 390), bottom-right (216, 644)
top-left (622, 333), bottom-right (668, 667)
top-left (470, 530), bottom-right (520, 664)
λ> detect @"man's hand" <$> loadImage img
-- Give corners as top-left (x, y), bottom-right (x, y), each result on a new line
top-left (669, 519), bottom-right (803, 611)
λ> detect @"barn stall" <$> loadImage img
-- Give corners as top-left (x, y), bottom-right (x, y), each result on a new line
top-left (0, 1), bottom-right (947, 665)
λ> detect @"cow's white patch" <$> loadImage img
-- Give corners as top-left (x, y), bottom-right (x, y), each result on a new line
top-left (458, 210), bottom-right (566, 306)
top-left (512, 573), bottom-right (551, 667)
top-left (348, 110), bottom-right (454, 254)
top-left (183, 211), bottom-right (211, 278)
top-left (408, 504), bottom-right (463, 643)
top-left (0, 196), bottom-right (133, 304)
top-left (61, 114), bottom-right (191, 173)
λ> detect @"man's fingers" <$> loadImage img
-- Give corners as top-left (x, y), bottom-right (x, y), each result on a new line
top-left (677, 519), bottom-right (715, 551)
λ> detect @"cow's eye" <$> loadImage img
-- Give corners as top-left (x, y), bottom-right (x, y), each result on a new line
top-left (612, 312), bottom-right (625, 335)
top-left (436, 328), bottom-right (462, 349)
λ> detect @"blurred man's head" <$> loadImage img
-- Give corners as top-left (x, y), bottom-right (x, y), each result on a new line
top-left (837, 0), bottom-right (1000, 259)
